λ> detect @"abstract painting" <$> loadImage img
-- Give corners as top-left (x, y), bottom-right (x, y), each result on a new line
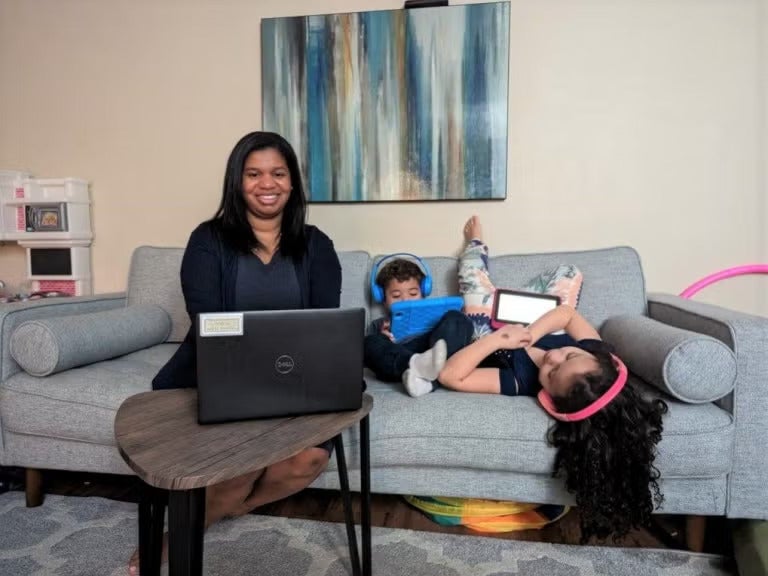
top-left (262, 2), bottom-right (509, 202)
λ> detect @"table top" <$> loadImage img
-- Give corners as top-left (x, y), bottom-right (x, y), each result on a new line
top-left (114, 389), bottom-right (373, 491)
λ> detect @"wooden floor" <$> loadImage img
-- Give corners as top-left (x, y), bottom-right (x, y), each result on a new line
top-left (0, 467), bottom-right (733, 557)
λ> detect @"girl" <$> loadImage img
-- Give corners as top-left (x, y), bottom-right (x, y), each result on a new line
top-left (415, 216), bottom-right (668, 543)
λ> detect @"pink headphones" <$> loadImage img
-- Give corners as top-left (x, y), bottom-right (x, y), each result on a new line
top-left (537, 354), bottom-right (628, 422)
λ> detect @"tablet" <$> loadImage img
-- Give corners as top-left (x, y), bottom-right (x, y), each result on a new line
top-left (491, 289), bottom-right (560, 329)
top-left (390, 296), bottom-right (464, 341)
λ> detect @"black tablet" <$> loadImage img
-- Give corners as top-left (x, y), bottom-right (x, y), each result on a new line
top-left (491, 289), bottom-right (560, 329)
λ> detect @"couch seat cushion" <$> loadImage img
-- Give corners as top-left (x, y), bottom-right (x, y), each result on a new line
top-left (361, 376), bottom-right (733, 478)
top-left (0, 344), bottom-right (177, 446)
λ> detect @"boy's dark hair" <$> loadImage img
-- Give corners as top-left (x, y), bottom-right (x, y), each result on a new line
top-left (376, 259), bottom-right (425, 292)
top-left (547, 340), bottom-right (668, 543)
top-left (211, 131), bottom-right (307, 260)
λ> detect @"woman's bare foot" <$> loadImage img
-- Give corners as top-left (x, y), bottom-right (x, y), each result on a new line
top-left (128, 533), bottom-right (168, 575)
top-left (463, 215), bottom-right (483, 242)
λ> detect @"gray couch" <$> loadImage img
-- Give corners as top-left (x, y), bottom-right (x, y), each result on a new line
top-left (1, 245), bottom-right (766, 524)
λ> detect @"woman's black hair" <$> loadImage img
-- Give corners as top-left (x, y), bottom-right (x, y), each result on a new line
top-left (548, 340), bottom-right (668, 543)
top-left (211, 131), bottom-right (307, 259)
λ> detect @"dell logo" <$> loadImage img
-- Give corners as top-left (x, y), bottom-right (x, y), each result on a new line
top-left (275, 355), bottom-right (295, 374)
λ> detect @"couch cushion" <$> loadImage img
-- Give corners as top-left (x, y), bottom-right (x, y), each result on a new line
top-left (369, 247), bottom-right (645, 328)
top-left (339, 251), bottom-right (371, 313)
top-left (360, 375), bottom-right (733, 478)
top-left (489, 247), bottom-right (646, 328)
top-left (601, 315), bottom-right (737, 403)
top-left (127, 247), bottom-right (374, 342)
top-left (10, 305), bottom-right (171, 377)
top-left (129, 245), bottom-right (645, 337)
top-left (1, 341), bottom-right (732, 480)
top-left (127, 247), bottom-right (188, 342)
top-left (0, 344), bottom-right (177, 446)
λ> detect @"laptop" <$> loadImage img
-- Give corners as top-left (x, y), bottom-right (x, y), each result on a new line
top-left (195, 307), bottom-right (365, 424)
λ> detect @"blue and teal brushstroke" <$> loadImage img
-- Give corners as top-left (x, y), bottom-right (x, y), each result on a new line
top-left (262, 2), bottom-right (509, 202)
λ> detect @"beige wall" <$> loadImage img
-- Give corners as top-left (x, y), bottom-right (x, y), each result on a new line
top-left (1, 0), bottom-right (765, 315)
top-left (0, 244), bottom-right (26, 295)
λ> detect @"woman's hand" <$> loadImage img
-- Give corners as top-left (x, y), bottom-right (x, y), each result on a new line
top-left (492, 324), bottom-right (532, 350)
top-left (463, 215), bottom-right (483, 243)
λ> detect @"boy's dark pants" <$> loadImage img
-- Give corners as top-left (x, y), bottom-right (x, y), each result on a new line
top-left (364, 310), bottom-right (474, 382)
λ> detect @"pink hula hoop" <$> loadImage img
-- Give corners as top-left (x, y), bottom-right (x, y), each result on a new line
top-left (679, 265), bottom-right (768, 299)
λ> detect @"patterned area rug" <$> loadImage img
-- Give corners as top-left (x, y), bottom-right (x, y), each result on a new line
top-left (0, 492), bottom-right (735, 576)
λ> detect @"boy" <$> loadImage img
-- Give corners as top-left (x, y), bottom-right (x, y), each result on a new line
top-left (364, 258), bottom-right (474, 397)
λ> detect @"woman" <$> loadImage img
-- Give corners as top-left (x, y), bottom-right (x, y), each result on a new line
top-left (130, 131), bottom-right (341, 574)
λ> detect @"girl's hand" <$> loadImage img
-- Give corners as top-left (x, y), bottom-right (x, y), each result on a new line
top-left (463, 215), bottom-right (483, 242)
top-left (493, 324), bottom-right (532, 350)
top-left (381, 319), bottom-right (396, 342)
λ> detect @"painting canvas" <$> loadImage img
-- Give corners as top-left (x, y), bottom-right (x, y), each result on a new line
top-left (262, 2), bottom-right (509, 202)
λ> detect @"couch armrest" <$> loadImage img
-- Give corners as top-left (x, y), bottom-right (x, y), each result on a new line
top-left (648, 292), bottom-right (768, 519)
top-left (0, 293), bottom-right (126, 465)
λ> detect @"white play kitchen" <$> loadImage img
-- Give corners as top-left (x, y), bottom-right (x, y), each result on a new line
top-left (0, 170), bottom-right (93, 300)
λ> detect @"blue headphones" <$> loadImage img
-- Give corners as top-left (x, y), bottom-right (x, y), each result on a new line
top-left (370, 253), bottom-right (433, 303)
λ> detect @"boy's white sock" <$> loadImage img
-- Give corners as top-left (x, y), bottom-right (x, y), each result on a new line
top-left (402, 340), bottom-right (448, 397)
top-left (403, 369), bottom-right (435, 397)
top-left (408, 339), bottom-right (448, 381)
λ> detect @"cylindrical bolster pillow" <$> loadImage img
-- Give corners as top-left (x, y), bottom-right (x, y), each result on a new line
top-left (10, 304), bottom-right (172, 377)
top-left (601, 315), bottom-right (736, 403)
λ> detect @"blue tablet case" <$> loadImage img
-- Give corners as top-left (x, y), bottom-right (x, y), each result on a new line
top-left (389, 296), bottom-right (464, 341)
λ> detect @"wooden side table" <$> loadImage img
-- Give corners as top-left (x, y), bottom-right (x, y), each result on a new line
top-left (115, 389), bottom-right (373, 576)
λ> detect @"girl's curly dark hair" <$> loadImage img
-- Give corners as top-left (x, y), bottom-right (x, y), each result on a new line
top-left (547, 341), bottom-right (668, 543)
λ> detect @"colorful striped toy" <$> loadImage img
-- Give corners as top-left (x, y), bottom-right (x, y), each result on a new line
top-left (404, 495), bottom-right (570, 533)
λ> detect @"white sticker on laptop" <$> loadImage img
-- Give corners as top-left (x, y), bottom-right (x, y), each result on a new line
top-left (199, 313), bottom-right (244, 337)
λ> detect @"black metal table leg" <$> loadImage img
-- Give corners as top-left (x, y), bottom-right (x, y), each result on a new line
top-left (361, 415), bottom-right (371, 576)
top-left (335, 434), bottom-right (362, 576)
top-left (139, 483), bottom-right (167, 576)
top-left (168, 487), bottom-right (206, 576)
